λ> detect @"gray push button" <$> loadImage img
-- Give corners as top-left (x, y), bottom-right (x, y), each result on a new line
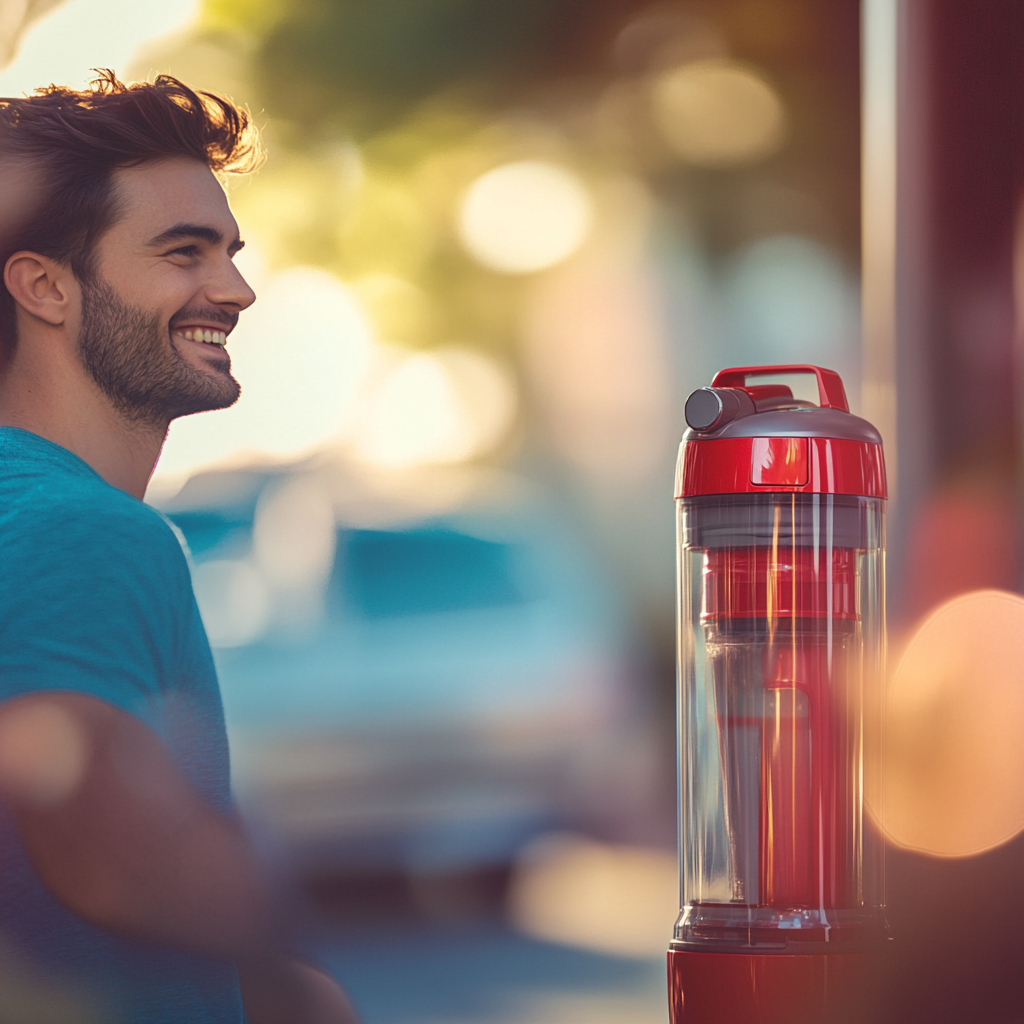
top-left (684, 388), bottom-right (724, 430)
top-left (684, 387), bottom-right (754, 432)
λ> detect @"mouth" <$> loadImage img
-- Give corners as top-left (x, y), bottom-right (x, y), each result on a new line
top-left (173, 326), bottom-right (229, 348)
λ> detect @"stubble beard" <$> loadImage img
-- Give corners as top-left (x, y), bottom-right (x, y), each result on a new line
top-left (77, 276), bottom-right (241, 428)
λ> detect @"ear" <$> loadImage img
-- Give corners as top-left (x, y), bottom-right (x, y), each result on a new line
top-left (4, 252), bottom-right (74, 327)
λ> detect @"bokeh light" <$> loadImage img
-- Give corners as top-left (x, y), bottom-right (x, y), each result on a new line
top-left (884, 589), bottom-right (1024, 857)
top-left (650, 58), bottom-right (786, 167)
top-left (458, 160), bottom-right (593, 274)
top-left (350, 346), bottom-right (517, 468)
top-left (508, 832), bottom-right (677, 957)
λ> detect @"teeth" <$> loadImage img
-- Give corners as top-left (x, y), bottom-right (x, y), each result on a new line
top-left (179, 328), bottom-right (227, 346)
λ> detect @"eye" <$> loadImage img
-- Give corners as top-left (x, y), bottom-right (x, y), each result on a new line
top-left (164, 244), bottom-right (200, 259)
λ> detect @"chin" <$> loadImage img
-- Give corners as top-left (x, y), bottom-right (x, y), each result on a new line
top-left (166, 376), bottom-right (241, 420)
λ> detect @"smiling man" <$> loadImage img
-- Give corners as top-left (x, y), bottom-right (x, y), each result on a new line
top-left (0, 73), bottom-right (356, 1023)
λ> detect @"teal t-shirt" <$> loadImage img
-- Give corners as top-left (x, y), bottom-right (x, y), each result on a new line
top-left (0, 427), bottom-right (243, 1022)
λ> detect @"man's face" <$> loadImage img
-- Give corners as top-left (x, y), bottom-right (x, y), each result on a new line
top-left (78, 157), bottom-right (255, 425)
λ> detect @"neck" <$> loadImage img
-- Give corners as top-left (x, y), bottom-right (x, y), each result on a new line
top-left (0, 341), bottom-right (168, 501)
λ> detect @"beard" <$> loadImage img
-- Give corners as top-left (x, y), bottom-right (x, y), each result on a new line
top-left (77, 276), bottom-right (240, 427)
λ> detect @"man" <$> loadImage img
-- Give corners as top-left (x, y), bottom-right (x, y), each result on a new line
top-left (0, 72), bottom-right (357, 1022)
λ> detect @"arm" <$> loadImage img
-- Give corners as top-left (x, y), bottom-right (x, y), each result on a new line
top-left (239, 960), bottom-right (360, 1024)
top-left (0, 692), bottom-right (358, 1023)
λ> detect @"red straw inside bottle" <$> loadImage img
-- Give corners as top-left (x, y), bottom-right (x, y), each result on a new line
top-left (704, 546), bottom-right (858, 912)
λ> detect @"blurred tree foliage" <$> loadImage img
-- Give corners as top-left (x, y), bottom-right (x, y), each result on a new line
top-left (202, 0), bottom-right (643, 354)
top-left (205, 0), bottom-right (648, 136)
top-left (195, 0), bottom-right (859, 358)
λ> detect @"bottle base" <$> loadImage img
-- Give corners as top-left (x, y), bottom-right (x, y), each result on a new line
top-left (667, 947), bottom-right (881, 1024)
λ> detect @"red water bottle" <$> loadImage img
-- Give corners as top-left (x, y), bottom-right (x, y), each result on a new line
top-left (668, 365), bottom-right (889, 1023)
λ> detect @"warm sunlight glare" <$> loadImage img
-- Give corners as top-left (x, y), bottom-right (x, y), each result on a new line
top-left (885, 589), bottom-right (1024, 857)
top-left (0, 0), bottom-right (198, 93)
top-left (155, 264), bottom-right (374, 484)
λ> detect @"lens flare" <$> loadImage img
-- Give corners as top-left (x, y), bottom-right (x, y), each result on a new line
top-left (458, 161), bottom-right (593, 274)
top-left (884, 589), bottom-right (1024, 857)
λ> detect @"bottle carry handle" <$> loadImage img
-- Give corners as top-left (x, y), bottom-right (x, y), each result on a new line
top-left (710, 365), bottom-right (849, 413)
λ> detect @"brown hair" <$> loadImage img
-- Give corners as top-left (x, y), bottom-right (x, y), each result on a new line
top-left (0, 70), bottom-right (261, 354)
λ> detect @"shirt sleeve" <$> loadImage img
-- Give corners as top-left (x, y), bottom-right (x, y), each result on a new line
top-left (0, 491), bottom-right (194, 726)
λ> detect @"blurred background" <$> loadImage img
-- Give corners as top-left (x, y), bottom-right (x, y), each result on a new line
top-left (0, 0), bottom-right (1022, 1021)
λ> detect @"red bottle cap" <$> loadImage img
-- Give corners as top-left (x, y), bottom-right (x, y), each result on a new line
top-left (675, 365), bottom-right (887, 499)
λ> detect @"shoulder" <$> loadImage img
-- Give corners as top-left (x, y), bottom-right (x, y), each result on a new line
top-left (67, 482), bottom-right (186, 562)
top-left (0, 439), bottom-right (203, 709)
top-left (1, 446), bottom-right (189, 581)
top-left (0, 441), bottom-right (195, 638)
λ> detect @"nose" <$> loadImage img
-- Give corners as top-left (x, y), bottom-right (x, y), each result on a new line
top-left (205, 255), bottom-right (256, 312)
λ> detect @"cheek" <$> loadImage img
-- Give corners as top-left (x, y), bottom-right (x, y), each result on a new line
top-left (152, 273), bottom-right (206, 325)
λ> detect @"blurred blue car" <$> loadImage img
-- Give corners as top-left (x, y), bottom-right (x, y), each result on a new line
top-left (156, 462), bottom-right (640, 884)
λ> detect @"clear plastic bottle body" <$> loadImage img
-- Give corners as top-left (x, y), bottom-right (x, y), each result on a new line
top-left (675, 492), bottom-right (886, 952)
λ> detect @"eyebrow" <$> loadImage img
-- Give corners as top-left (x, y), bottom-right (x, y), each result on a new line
top-left (147, 222), bottom-right (245, 255)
